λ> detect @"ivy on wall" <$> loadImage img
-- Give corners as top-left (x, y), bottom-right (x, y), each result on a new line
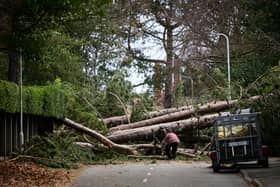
top-left (0, 79), bottom-right (66, 119)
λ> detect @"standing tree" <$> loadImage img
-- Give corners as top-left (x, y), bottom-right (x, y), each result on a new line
top-left (0, 0), bottom-right (110, 84)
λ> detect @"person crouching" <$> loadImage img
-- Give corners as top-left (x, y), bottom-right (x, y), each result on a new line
top-left (163, 129), bottom-right (180, 160)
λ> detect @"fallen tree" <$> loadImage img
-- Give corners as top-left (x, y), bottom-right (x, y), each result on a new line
top-left (103, 115), bottom-right (129, 128)
top-left (103, 105), bottom-right (193, 127)
top-left (107, 114), bottom-right (218, 143)
top-left (109, 96), bottom-right (261, 132)
top-left (63, 118), bottom-right (137, 155)
top-left (178, 135), bottom-right (211, 144)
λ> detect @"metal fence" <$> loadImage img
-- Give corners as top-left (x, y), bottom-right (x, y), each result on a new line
top-left (0, 111), bottom-right (54, 159)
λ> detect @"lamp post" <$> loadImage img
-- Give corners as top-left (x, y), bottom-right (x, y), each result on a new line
top-left (181, 75), bottom-right (194, 106)
top-left (218, 33), bottom-right (231, 100)
top-left (19, 49), bottom-right (24, 147)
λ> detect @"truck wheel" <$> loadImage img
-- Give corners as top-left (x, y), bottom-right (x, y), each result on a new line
top-left (261, 158), bottom-right (269, 168)
top-left (212, 161), bottom-right (220, 172)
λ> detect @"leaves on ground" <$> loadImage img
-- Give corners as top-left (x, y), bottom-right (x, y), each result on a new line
top-left (0, 161), bottom-right (72, 187)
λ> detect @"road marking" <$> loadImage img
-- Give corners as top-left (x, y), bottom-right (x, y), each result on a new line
top-left (142, 178), bottom-right (148, 183)
top-left (147, 172), bottom-right (151, 176)
top-left (150, 167), bottom-right (154, 170)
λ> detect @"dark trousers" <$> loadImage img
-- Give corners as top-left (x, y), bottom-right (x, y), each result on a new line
top-left (165, 142), bottom-right (178, 159)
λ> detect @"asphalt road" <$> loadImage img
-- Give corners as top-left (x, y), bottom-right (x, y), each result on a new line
top-left (73, 161), bottom-right (248, 187)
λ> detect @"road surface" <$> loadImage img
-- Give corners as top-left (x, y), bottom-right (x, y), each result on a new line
top-left (73, 161), bottom-right (248, 187)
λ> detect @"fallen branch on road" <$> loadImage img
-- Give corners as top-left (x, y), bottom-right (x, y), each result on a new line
top-left (63, 118), bottom-right (137, 155)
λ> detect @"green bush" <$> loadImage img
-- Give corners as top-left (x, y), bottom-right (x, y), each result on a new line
top-left (0, 80), bottom-right (19, 113)
top-left (0, 79), bottom-right (66, 119)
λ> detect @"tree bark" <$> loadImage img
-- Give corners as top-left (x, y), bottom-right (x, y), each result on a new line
top-left (107, 114), bottom-right (218, 143)
top-left (63, 118), bottom-right (137, 155)
top-left (178, 135), bottom-right (211, 144)
top-left (8, 48), bottom-right (20, 83)
top-left (103, 105), bottom-right (193, 127)
top-left (0, 0), bottom-right (24, 83)
top-left (109, 96), bottom-right (260, 132)
top-left (164, 21), bottom-right (174, 108)
top-left (103, 115), bottom-right (129, 128)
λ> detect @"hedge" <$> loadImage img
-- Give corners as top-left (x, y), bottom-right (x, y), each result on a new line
top-left (0, 80), bottom-right (66, 119)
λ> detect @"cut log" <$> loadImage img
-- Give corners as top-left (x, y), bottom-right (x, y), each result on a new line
top-left (177, 151), bottom-right (196, 158)
top-left (147, 105), bottom-right (193, 118)
top-left (179, 135), bottom-right (211, 143)
top-left (107, 114), bottom-right (218, 143)
top-left (129, 144), bottom-right (160, 150)
top-left (103, 115), bottom-right (129, 127)
top-left (109, 96), bottom-right (260, 132)
top-left (103, 105), bottom-right (193, 127)
top-left (74, 142), bottom-right (100, 152)
top-left (63, 118), bottom-right (137, 155)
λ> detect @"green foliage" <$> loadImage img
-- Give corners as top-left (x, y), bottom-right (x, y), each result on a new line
top-left (22, 133), bottom-right (94, 168)
top-left (245, 63), bottom-right (280, 96)
top-left (0, 79), bottom-right (66, 119)
top-left (231, 55), bottom-right (279, 87)
top-left (23, 86), bottom-right (45, 115)
top-left (21, 132), bottom-right (131, 168)
top-left (243, 0), bottom-right (280, 42)
top-left (242, 64), bottom-right (280, 156)
top-left (23, 30), bottom-right (85, 85)
top-left (174, 82), bottom-right (186, 107)
top-left (0, 80), bottom-right (19, 113)
top-left (130, 99), bottom-right (147, 123)
top-left (63, 83), bottom-right (108, 133)
top-left (130, 92), bottom-right (153, 122)
top-left (249, 90), bottom-right (280, 156)
top-left (104, 71), bottom-right (133, 117)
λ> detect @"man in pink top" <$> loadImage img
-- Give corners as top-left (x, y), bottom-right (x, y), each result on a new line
top-left (163, 129), bottom-right (180, 159)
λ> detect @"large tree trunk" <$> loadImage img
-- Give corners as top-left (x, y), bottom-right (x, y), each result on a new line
top-left (107, 114), bottom-right (218, 143)
top-left (153, 63), bottom-right (163, 107)
top-left (0, 1), bottom-right (10, 51)
top-left (103, 115), bottom-right (129, 128)
top-left (0, 0), bottom-right (24, 83)
top-left (8, 48), bottom-right (20, 83)
top-left (178, 135), bottom-right (211, 144)
top-left (103, 105), bottom-right (193, 127)
top-left (109, 96), bottom-right (260, 132)
top-left (164, 21), bottom-right (174, 108)
top-left (63, 118), bottom-right (137, 155)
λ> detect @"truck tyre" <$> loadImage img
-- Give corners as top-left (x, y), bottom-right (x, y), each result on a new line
top-left (212, 161), bottom-right (220, 172)
top-left (261, 158), bottom-right (269, 168)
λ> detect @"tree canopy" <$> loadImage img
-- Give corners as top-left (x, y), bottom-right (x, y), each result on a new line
top-left (0, 0), bottom-right (279, 146)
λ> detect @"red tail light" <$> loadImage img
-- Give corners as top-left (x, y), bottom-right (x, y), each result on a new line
top-left (262, 146), bottom-right (269, 156)
top-left (210, 151), bottom-right (217, 160)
